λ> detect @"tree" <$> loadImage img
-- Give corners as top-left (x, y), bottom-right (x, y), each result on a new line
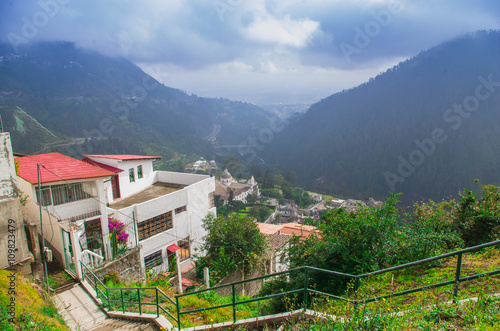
top-left (198, 214), bottom-right (268, 285)
top-left (246, 194), bottom-right (257, 204)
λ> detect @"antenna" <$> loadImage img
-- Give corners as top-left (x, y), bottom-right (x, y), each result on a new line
top-left (0, 112), bottom-right (4, 133)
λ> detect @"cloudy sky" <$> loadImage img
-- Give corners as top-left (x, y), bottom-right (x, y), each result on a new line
top-left (1, 0), bottom-right (499, 104)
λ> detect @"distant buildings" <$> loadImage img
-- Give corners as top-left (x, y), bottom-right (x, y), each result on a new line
top-left (215, 169), bottom-right (260, 204)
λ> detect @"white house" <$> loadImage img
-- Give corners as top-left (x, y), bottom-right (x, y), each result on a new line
top-left (16, 153), bottom-right (116, 278)
top-left (16, 152), bottom-right (216, 280)
top-left (84, 154), bottom-right (216, 274)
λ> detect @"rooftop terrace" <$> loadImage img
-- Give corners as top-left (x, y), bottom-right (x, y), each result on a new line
top-left (109, 182), bottom-right (186, 210)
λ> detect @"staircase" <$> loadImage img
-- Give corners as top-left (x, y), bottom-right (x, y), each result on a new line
top-left (54, 283), bottom-right (159, 331)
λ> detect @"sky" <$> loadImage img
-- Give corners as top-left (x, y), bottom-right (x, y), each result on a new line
top-left (1, 0), bottom-right (499, 105)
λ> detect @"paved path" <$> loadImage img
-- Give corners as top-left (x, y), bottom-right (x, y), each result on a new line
top-left (54, 283), bottom-right (158, 330)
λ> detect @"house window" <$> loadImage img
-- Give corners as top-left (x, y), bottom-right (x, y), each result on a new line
top-left (35, 182), bottom-right (97, 206)
top-left (175, 206), bottom-right (187, 214)
top-left (129, 168), bottom-right (135, 183)
top-left (138, 211), bottom-right (173, 241)
top-left (208, 192), bottom-right (214, 208)
top-left (178, 237), bottom-right (190, 262)
top-left (35, 186), bottom-right (52, 206)
top-left (144, 250), bottom-right (163, 269)
top-left (137, 165), bottom-right (143, 179)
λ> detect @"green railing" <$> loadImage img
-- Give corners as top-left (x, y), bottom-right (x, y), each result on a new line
top-left (175, 240), bottom-right (500, 329)
top-left (80, 262), bottom-right (178, 326)
top-left (81, 240), bottom-right (500, 330)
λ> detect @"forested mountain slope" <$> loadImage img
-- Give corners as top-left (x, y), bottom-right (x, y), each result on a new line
top-left (0, 42), bottom-right (272, 164)
top-left (263, 31), bottom-right (500, 202)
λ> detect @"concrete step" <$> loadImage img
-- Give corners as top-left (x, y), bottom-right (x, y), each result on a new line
top-left (89, 318), bottom-right (159, 331)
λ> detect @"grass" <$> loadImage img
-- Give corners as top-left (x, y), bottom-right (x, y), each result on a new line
top-left (175, 247), bottom-right (500, 329)
top-left (276, 293), bottom-right (500, 330)
top-left (87, 247), bottom-right (500, 329)
top-left (0, 269), bottom-right (69, 331)
top-left (47, 270), bottom-right (73, 289)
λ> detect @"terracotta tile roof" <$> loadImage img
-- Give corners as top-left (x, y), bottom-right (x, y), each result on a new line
top-left (82, 157), bottom-right (123, 173)
top-left (256, 222), bottom-right (319, 238)
top-left (84, 154), bottom-right (161, 161)
top-left (16, 152), bottom-right (116, 184)
top-left (257, 223), bottom-right (284, 235)
top-left (281, 223), bottom-right (318, 237)
top-left (265, 233), bottom-right (291, 250)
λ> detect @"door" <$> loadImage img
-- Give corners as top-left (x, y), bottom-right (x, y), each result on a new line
top-left (112, 175), bottom-right (121, 200)
top-left (62, 229), bottom-right (76, 275)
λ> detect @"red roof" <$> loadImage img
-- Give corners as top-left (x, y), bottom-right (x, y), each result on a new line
top-left (85, 154), bottom-right (161, 161)
top-left (16, 153), bottom-right (116, 184)
top-left (82, 157), bottom-right (123, 173)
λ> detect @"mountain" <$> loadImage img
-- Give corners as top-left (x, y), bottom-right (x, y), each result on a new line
top-left (0, 42), bottom-right (273, 166)
top-left (262, 30), bottom-right (500, 202)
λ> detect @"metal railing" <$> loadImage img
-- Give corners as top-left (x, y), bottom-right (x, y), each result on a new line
top-left (80, 240), bottom-right (500, 330)
top-left (80, 261), bottom-right (178, 326)
top-left (175, 240), bottom-right (500, 329)
top-left (81, 249), bottom-right (105, 269)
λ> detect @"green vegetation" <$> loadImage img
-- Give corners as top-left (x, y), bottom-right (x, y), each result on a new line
top-left (196, 214), bottom-right (268, 285)
top-left (262, 183), bottom-right (500, 314)
top-left (0, 270), bottom-right (69, 331)
top-left (281, 293), bottom-right (500, 330)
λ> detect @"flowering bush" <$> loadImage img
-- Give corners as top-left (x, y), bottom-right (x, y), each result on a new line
top-left (108, 218), bottom-right (129, 243)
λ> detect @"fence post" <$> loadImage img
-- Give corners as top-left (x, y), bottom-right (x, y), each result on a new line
top-left (453, 252), bottom-right (463, 303)
top-left (138, 288), bottom-right (142, 315)
top-left (303, 268), bottom-right (309, 311)
top-left (107, 287), bottom-right (110, 310)
top-left (121, 289), bottom-right (125, 313)
top-left (176, 296), bottom-right (181, 330)
top-left (354, 277), bottom-right (360, 309)
top-left (232, 283), bottom-right (236, 323)
top-left (156, 288), bottom-right (160, 317)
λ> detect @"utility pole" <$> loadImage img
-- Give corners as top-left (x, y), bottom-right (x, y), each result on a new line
top-left (38, 164), bottom-right (50, 293)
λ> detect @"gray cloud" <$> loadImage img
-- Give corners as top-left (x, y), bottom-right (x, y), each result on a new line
top-left (1, 0), bottom-right (499, 103)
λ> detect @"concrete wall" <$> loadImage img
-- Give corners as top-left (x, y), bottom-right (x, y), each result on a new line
top-left (92, 247), bottom-right (143, 284)
top-left (0, 133), bottom-right (33, 275)
top-left (156, 171), bottom-right (210, 186)
top-left (0, 133), bottom-right (18, 200)
top-left (215, 266), bottom-right (266, 297)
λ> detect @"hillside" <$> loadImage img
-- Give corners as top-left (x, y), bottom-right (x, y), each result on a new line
top-left (262, 30), bottom-right (500, 202)
top-left (0, 42), bottom-right (273, 165)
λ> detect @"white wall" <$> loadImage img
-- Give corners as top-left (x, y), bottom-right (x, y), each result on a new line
top-left (108, 173), bottom-right (216, 274)
top-left (156, 171), bottom-right (210, 186)
top-left (87, 157), bottom-right (156, 199)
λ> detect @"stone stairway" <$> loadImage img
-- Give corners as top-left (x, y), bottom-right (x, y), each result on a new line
top-left (54, 283), bottom-right (160, 331)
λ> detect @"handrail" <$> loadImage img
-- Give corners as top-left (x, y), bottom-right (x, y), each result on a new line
top-left (81, 240), bottom-right (500, 330)
top-left (81, 249), bottom-right (105, 269)
top-left (79, 261), bottom-right (178, 326)
top-left (175, 240), bottom-right (500, 329)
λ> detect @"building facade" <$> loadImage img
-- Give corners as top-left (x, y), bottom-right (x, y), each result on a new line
top-left (16, 152), bottom-right (216, 280)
